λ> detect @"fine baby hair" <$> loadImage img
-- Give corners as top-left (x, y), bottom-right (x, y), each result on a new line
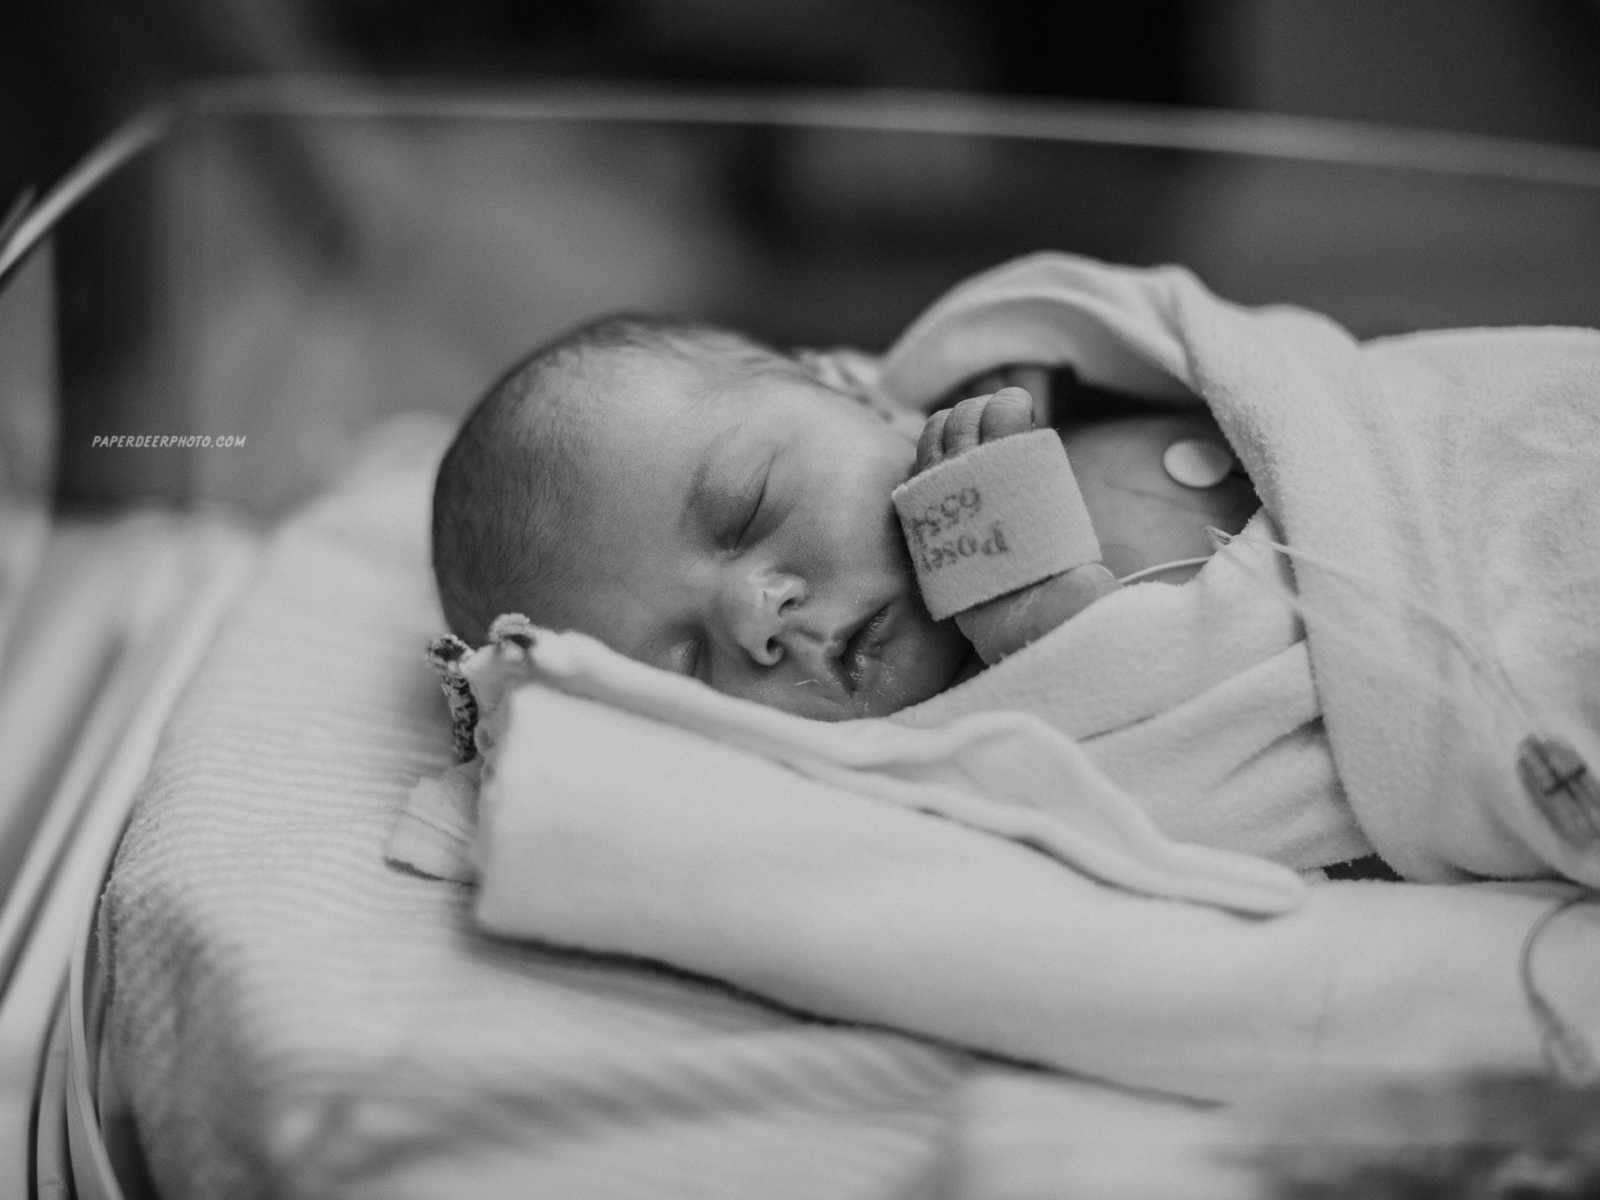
top-left (431, 313), bottom-right (797, 647)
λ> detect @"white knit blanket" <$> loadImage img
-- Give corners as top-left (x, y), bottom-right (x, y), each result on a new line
top-left (102, 421), bottom-right (1014, 1200)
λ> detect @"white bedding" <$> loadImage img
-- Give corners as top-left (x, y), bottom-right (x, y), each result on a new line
top-left (381, 253), bottom-right (1600, 1123)
top-left (100, 416), bottom-right (1236, 1200)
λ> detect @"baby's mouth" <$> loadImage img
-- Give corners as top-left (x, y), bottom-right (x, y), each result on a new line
top-left (838, 603), bottom-right (890, 693)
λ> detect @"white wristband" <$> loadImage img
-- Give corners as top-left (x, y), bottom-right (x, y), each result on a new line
top-left (891, 430), bottom-right (1101, 621)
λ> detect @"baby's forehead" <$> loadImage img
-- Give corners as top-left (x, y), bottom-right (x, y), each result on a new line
top-left (569, 340), bottom-right (773, 417)
top-left (532, 338), bottom-right (827, 471)
top-left (513, 347), bottom-right (708, 473)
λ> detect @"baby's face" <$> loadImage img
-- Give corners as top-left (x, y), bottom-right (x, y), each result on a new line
top-left (534, 358), bottom-right (972, 719)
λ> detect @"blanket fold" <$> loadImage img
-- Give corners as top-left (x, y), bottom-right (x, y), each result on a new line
top-left (470, 663), bottom-right (1600, 1103)
top-left (448, 619), bottom-right (1305, 917)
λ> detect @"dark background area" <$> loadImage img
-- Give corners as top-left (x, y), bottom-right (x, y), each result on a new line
top-left (6, 0), bottom-right (1600, 203)
top-left (6, 0), bottom-right (1599, 514)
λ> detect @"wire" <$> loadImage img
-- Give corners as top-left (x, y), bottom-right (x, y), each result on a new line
top-left (1519, 892), bottom-right (1600, 1086)
top-left (1123, 530), bottom-right (1600, 1088)
top-left (1204, 526), bottom-right (1536, 731)
top-left (1115, 556), bottom-right (1215, 585)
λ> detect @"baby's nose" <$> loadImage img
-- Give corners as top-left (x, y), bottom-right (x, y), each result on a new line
top-left (729, 569), bottom-right (806, 667)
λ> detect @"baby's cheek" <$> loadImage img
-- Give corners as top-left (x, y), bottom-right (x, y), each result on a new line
top-left (794, 438), bottom-right (920, 581)
top-left (846, 503), bottom-right (911, 592)
top-left (791, 492), bottom-right (891, 577)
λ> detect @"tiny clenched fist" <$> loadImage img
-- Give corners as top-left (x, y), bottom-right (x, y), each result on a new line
top-left (914, 387), bottom-right (1035, 473)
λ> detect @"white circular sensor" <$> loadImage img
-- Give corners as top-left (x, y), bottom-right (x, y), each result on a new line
top-left (1162, 438), bottom-right (1236, 489)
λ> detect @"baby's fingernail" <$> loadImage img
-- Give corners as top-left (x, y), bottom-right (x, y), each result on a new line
top-left (994, 386), bottom-right (1031, 404)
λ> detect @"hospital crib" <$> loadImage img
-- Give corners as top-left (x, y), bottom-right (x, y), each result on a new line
top-left (2, 85), bottom-right (1598, 1199)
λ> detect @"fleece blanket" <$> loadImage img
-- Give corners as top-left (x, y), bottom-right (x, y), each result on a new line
top-left (875, 252), bottom-right (1600, 886)
top-left (430, 613), bottom-right (1305, 914)
top-left (896, 507), bottom-right (1372, 872)
top-left (409, 623), bottom-right (1600, 1104)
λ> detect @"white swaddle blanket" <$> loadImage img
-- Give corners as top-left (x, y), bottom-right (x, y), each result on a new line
top-left (897, 511), bottom-right (1371, 872)
top-left (393, 251), bottom-right (1600, 1100)
top-left (864, 252), bottom-right (1600, 884)
top-left (400, 624), bottom-right (1600, 1103)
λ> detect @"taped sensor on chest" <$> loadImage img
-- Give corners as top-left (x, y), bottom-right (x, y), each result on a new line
top-left (1049, 369), bottom-right (1260, 580)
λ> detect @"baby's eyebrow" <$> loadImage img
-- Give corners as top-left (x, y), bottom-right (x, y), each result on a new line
top-left (681, 424), bottom-right (743, 534)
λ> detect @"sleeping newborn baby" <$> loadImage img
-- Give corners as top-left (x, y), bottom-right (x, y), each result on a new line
top-left (428, 252), bottom-right (1600, 890)
top-left (430, 314), bottom-right (1258, 720)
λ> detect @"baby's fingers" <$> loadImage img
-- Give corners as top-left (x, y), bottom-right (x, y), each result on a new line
top-left (942, 386), bottom-right (1033, 458)
top-left (915, 408), bottom-right (951, 471)
top-left (977, 386), bottom-right (1035, 442)
top-left (940, 393), bottom-right (992, 458)
top-left (915, 386), bottom-right (1035, 473)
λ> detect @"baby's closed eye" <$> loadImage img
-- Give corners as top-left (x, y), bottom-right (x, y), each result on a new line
top-left (728, 463), bottom-right (770, 549)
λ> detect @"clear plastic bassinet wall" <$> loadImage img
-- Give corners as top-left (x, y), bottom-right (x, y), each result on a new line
top-left (8, 83), bottom-right (1600, 521)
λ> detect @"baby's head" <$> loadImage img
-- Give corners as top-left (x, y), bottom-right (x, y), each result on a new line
top-left (431, 314), bottom-right (971, 719)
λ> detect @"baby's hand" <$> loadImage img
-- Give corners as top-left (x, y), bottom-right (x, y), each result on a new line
top-left (909, 387), bottom-right (1120, 665)
top-left (914, 385), bottom-right (1038, 472)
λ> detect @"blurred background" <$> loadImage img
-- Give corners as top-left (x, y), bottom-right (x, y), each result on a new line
top-left (2, 0), bottom-right (1599, 512)
top-left (7, 0), bottom-right (1600, 202)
